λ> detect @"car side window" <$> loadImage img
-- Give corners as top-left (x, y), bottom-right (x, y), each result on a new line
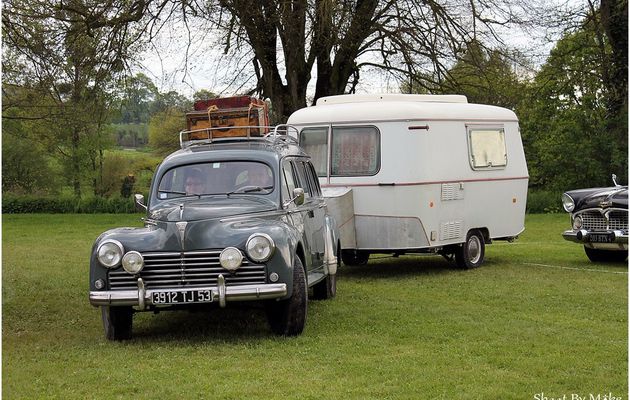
top-left (305, 161), bottom-right (322, 197)
top-left (282, 160), bottom-right (297, 205)
top-left (294, 161), bottom-right (313, 200)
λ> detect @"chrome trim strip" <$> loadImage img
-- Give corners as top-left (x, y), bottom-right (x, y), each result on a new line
top-left (219, 209), bottom-right (287, 223)
top-left (573, 207), bottom-right (627, 215)
top-left (90, 283), bottom-right (287, 307)
top-left (138, 278), bottom-right (146, 310)
top-left (562, 229), bottom-right (628, 245)
top-left (218, 274), bottom-right (226, 308)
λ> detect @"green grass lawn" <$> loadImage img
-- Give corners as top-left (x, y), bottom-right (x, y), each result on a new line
top-left (2, 214), bottom-right (627, 399)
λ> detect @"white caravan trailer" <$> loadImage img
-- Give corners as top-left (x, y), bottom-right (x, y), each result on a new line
top-left (286, 94), bottom-right (529, 268)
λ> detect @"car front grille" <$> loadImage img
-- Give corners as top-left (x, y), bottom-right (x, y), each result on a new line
top-left (579, 209), bottom-right (628, 231)
top-left (108, 250), bottom-right (266, 290)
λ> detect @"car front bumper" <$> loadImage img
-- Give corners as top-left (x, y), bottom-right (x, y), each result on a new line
top-left (90, 274), bottom-right (287, 309)
top-left (562, 229), bottom-right (628, 250)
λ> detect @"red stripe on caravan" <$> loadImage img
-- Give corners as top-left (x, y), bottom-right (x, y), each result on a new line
top-left (321, 176), bottom-right (529, 188)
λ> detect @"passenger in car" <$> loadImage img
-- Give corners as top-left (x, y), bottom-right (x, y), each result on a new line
top-left (244, 165), bottom-right (273, 188)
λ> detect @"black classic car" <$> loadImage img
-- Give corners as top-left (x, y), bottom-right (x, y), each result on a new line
top-left (89, 127), bottom-right (340, 340)
top-left (561, 175), bottom-right (628, 262)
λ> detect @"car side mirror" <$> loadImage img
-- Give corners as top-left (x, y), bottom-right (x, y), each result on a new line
top-left (293, 188), bottom-right (305, 206)
top-left (134, 194), bottom-right (147, 212)
top-left (284, 187), bottom-right (305, 207)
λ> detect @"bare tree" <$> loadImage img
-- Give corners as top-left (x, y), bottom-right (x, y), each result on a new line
top-left (207, 0), bottom-right (535, 121)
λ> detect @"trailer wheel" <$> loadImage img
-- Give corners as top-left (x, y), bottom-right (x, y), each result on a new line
top-left (455, 230), bottom-right (485, 269)
top-left (341, 250), bottom-right (369, 266)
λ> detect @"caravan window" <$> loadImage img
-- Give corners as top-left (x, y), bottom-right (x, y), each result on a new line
top-left (300, 125), bottom-right (380, 177)
top-left (331, 126), bottom-right (380, 176)
top-left (467, 128), bottom-right (507, 169)
top-left (299, 127), bottom-right (328, 176)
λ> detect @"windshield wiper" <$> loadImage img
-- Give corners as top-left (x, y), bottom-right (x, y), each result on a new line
top-left (159, 190), bottom-right (222, 199)
top-left (227, 185), bottom-right (273, 196)
top-left (158, 189), bottom-right (187, 196)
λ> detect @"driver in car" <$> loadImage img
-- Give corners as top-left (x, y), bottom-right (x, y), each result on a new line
top-left (184, 168), bottom-right (206, 195)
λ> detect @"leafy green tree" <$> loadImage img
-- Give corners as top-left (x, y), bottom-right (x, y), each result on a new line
top-left (148, 108), bottom-right (186, 156)
top-left (2, 121), bottom-right (60, 194)
top-left (193, 90), bottom-right (218, 102)
top-left (154, 91), bottom-right (191, 113)
top-left (115, 73), bottom-right (160, 124)
top-left (3, 0), bottom-right (139, 197)
top-left (519, 14), bottom-right (627, 190)
top-left (402, 41), bottom-right (528, 110)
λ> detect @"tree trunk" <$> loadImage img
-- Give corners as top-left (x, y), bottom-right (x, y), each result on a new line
top-left (71, 128), bottom-right (81, 198)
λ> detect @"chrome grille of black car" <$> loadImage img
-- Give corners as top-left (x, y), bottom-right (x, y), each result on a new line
top-left (108, 250), bottom-right (266, 290)
top-left (579, 210), bottom-right (628, 231)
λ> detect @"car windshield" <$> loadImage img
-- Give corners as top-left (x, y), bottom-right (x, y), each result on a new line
top-left (157, 161), bottom-right (274, 200)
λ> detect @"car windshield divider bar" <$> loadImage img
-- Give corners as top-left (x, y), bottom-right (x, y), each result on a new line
top-left (179, 125), bottom-right (300, 149)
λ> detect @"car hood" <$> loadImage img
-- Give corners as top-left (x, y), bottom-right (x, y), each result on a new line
top-left (566, 186), bottom-right (628, 211)
top-left (96, 207), bottom-right (292, 254)
top-left (148, 196), bottom-right (278, 222)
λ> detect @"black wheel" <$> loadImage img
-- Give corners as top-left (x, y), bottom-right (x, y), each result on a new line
top-left (455, 230), bottom-right (485, 269)
top-left (341, 249), bottom-right (369, 266)
top-left (312, 272), bottom-right (337, 300)
top-left (266, 256), bottom-right (308, 336)
top-left (584, 246), bottom-right (628, 263)
top-left (101, 306), bottom-right (133, 341)
top-left (312, 244), bottom-right (340, 300)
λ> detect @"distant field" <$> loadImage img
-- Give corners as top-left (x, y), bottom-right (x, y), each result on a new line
top-left (2, 214), bottom-right (627, 399)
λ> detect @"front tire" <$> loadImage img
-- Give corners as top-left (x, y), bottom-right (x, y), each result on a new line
top-left (101, 306), bottom-right (133, 341)
top-left (455, 230), bottom-right (485, 269)
top-left (584, 246), bottom-right (628, 263)
top-left (266, 256), bottom-right (308, 336)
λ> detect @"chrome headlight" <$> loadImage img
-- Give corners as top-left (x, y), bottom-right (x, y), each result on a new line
top-left (572, 215), bottom-right (583, 230)
top-left (97, 240), bottom-right (124, 268)
top-left (561, 193), bottom-right (575, 212)
top-left (220, 247), bottom-right (243, 272)
top-left (246, 233), bottom-right (275, 262)
top-left (122, 251), bottom-right (144, 274)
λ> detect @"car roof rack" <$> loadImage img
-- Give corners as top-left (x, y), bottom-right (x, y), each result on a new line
top-left (179, 124), bottom-right (300, 149)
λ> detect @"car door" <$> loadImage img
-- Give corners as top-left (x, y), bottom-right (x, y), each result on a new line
top-left (294, 159), bottom-right (326, 270)
top-left (281, 158), bottom-right (324, 274)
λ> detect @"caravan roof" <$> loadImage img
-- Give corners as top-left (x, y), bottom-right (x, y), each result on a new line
top-left (289, 94), bottom-right (518, 125)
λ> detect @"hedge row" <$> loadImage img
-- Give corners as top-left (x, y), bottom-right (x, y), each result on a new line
top-left (526, 190), bottom-right (563, 214)
top-left (2, 195), bottom-right (140, 214)
top-left (3, 190), bottom-right (563, 214)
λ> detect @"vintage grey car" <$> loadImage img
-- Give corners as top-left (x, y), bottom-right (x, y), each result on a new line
top-left (89, 130), bottom-right (339, 340)
top-left (561, 175), bottom-right (628, 262)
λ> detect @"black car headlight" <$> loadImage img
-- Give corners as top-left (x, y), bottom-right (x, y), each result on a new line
top-left (97, 240), bottom-right (124, 268)
top-left (246, 233), bottom-right (275, 262)
top-left (561, 193), bottom-right (575, 212)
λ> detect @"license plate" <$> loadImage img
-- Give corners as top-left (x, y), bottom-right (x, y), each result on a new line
top-left (589, 233), bottom-right (613, 243)
top-left (151, 289), bottom-right (213, 305)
